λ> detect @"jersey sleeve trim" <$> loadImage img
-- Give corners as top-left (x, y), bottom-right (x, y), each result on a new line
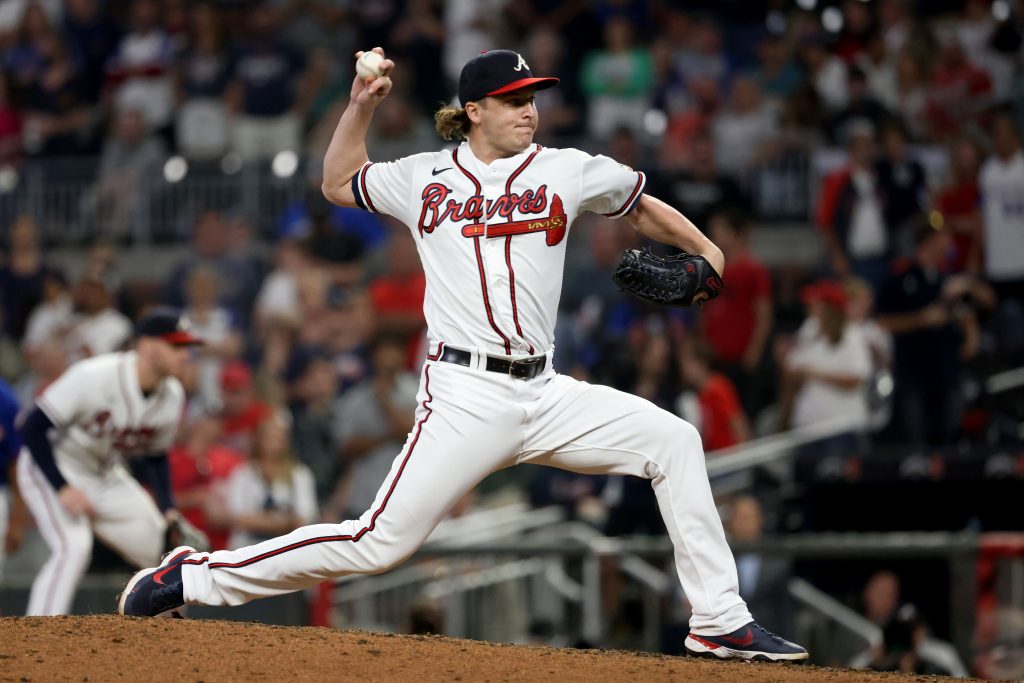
top-left (351, 162), bottom-right (376, 213)
top-left (36, 395), bottom-right (66, 428)
top-left (603, 171), bottom-right (646, 219)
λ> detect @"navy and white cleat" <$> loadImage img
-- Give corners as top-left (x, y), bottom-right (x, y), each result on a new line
top-left (117, 546), bottom-right (195, 618)
top-left (685, 621), bottom-right (809, 662)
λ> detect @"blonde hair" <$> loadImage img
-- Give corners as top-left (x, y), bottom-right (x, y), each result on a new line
top-left (435, 105), bottom-right (472, 141)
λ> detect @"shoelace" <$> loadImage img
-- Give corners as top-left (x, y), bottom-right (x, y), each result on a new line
top-left (752, 623), bottom-right (788, 644)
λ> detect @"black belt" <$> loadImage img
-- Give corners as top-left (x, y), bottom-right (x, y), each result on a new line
top-left (437, 346), bottom-right (547, 380)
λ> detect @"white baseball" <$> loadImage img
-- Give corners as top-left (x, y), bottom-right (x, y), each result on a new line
top-left (356, 51), bottom-right (384, 80)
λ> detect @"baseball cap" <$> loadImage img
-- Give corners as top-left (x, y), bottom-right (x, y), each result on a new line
top-left (136, 307), bottom-right (203, 345)
top-left (458, 50), bottom-right (559, 107)
top-left (800, 280), bottom-right (847, 310)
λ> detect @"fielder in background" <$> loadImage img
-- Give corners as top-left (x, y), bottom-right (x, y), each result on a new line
top-left (0, 378), bottom-right (24, 584)
top-left (18, 308), bottom-right (203, 615)
top-left (120, 49), bottom-right (808, 662)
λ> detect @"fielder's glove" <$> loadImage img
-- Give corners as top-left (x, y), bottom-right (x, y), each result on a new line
top-left (164, 511), bottom-right (211, 553)
top-left (612, 248), bottom-right (724, 307)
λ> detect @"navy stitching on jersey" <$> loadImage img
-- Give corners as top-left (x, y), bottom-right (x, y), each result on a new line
top-left (183, 364), bottom-right (436, 571)
top-left (604, 171), bottom-right (646, 218)
top-left (452, 147), bottom-right (513, 354)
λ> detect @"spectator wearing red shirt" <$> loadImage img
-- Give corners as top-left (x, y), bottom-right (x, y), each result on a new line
top-left (168, 415), bottom-right (244, 550)
top-left (678, 342), bottom-right (749, 452)
top-left (218, 359), bottom-right (272, 457)
top-left (0, 70), bottom-right (21, 165)
top-left (369, 227), bottom-right (426, 366)
top-left (934, 136), bottom-right (983, 273)
top-left (925, 35), bottom-right (992, 142)
top-left (701, 209), bottom-right (773, 418)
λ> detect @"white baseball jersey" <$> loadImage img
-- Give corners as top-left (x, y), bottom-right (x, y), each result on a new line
top-left (37, 351), bottom-right (184, 473)
top-left (350, 142), bottom-right (646, 355)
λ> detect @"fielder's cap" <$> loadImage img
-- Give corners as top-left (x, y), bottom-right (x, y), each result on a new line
top-left (800, 280), bottom-right (847, 310)
top-left (136, 307), bottom-right (204, 345)
top-left (458, 50), bottom-right (559, 107)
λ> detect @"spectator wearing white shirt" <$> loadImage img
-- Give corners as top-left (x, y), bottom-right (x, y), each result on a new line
top-left (64, 276), bottom-right (132, 362)
top-left (106, 0), bottom-right (175, 133)
top-left (979, 113), bottom-right (1024, 358)
top-left (780, 280), bottom-right (872, 455)
top-left (22, 269), bottom-right (72, 356)
top-left (798, 34), bottom-right (848, 114)
top-left (226, 412), bottom-right (318, 550)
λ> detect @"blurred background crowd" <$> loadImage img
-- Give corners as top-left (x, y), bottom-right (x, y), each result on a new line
top-left (0, 0), bottom-right (1023, 677)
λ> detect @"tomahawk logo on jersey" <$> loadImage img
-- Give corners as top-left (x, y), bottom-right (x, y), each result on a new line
top-left (350, 144), bottom-right (645, 356)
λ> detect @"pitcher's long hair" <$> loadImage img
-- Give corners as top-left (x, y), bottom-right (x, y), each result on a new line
top-left (435, 105), bottom-right (472, 141)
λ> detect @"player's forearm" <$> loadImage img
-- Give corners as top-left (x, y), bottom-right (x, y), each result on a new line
top-left (628, 195), bottom-right (725, 275)
top-left (321, 102), bottom-right (375, 206)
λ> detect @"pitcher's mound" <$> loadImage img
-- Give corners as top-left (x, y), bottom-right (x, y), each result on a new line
top-left (0, 615), bottom-right (971, 682)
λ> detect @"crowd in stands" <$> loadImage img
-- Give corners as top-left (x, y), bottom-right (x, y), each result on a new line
top-left (0, 0), bottom-right (1022, 668)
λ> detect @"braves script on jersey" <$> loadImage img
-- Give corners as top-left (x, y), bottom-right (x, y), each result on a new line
top-left (350, 143), bottom-right (645, 355)
top-left (37, 352), bottom-right (183, 472)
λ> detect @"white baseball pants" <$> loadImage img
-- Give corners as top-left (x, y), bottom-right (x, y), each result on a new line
top-left (182, 356), bottom-right (752, 634)
top-left (16, 454), bottom-right (166, 615)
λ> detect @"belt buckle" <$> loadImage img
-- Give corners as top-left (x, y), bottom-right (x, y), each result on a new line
top-left (508, 356), bottom-right (542, 380)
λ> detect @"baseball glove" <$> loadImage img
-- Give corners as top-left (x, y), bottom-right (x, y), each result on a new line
top-left (612, 248), bottom-right (724, 307)
top-left (165, 512), bottom-right (211, 553)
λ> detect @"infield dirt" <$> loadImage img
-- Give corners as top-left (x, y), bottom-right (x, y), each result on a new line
top-left (0, 615), bottom-right (977, 682)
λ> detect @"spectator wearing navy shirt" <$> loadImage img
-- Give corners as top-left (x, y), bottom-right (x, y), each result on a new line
top-left (226, 5), bottom-right (310, 161)
top-left (877, 224), bottom-right (994, 447)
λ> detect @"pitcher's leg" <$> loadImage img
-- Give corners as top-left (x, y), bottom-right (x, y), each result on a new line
top-left (182, 364), bottom-right (518, 607)
top-left (17, 455), bottom-right (94, 615)
top-left (522, 376), bottom-right (750, 634)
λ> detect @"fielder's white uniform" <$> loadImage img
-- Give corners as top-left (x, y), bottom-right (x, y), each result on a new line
top-left (17, 351), bottom-right (183, 615)
top-left (181, 142), bottom-right (753, 635)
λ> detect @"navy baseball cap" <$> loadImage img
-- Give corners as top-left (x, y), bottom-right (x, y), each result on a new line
top-left (136, 307), bottom-right (203, 346)
top-left (458, 50), bottom-right (559, 107)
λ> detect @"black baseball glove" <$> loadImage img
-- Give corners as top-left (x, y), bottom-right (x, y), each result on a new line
top-left (164, 511), bottom-right (211, 554)
top-left (612, 248), bottom-right (724, 307)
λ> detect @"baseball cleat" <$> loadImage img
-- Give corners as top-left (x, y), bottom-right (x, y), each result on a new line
top-left (117, 546), bottom-right (195, 617)
top-left (685, 621), bottom-right (809, 662)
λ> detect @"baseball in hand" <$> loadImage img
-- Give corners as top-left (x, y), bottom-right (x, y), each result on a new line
top-left (356, 51), bottom-right (384, 80)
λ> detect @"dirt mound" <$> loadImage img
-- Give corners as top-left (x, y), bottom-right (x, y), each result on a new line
top-left (0, 615), bottom-right (971, 682)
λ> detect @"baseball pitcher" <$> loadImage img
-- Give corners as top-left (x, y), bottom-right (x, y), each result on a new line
top-left (19, 308), bottom-right (206, 615)
top-left (120, 49), bottom-right (807, 662)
